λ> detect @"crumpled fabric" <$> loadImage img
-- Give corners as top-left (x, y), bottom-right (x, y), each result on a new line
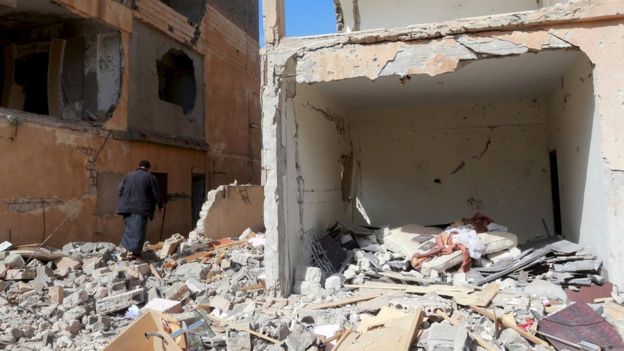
top-left (410, 231), bottom-right (472, 272)
top-left (450, 212), bottom-right (494, 233)
top-left (450, 226), bottom-right (486, 259)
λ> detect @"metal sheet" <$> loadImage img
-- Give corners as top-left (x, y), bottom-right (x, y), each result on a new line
top-left (539, 302), bottom-right (624, 351)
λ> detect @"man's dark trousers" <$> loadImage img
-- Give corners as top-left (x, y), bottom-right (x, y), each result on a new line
top-left (120, 214), bottom-right (148, 254)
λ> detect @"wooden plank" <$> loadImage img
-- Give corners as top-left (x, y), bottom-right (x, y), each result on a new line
top-left (182, 251), bottom-right (211, 263)
top-left (305, 293), bottom-right (381, 310)
top-left (48, 39), bottom-right (66, 118)
top-left (341, 308), bottom-right (423, 351)
top-left (604, 302), bottom-right (624, 321)
top-left (333, 328), bottom-right (353, 351)
top-left (104, 310), bottom-right (182, 351)
top-left (455, 282), bottom-right (500, 307)
top-left (345, 282), bottom-right (473, 298)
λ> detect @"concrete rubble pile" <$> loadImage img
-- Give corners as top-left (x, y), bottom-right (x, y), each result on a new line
top-left (0, 213), bottom-right (623, 350)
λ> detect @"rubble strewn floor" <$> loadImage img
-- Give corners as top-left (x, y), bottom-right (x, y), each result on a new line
top-left (1, 216), bottom-right (624, 350)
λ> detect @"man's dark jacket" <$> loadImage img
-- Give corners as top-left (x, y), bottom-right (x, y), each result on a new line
top-left (116, 169), bottom-right (163, 218)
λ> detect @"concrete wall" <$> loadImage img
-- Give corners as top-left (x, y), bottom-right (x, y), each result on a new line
top-left (336, 0), bottom-right (540, 32)
top-left (350, 100), bottom-right (553, 242)
top-left (0, 0), bottom-right (261, 247)
top-left (292, 84), bottom-right (352, 236)
top-left (127, 21), bottom-right (204, 143)
top-left (0, 111), bottom-right (206, 247)
top-left (548, 55), bottom-right (608, 268)
top-left (202, 4), bottom-right (262, 187)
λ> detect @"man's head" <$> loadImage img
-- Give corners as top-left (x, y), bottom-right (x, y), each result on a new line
top-left (138, 160), bottom-right (151, 170)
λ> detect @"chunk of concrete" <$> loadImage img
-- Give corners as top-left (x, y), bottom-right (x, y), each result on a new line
top-left (142, 298), bottom-right (182, 314)
top-left (295, 265), bottom-right (322, 283)
top-left (96, 288), bottom-right (145, 314)
top-left (524, 279), bottom-right (568, 301)
top-left (425, 321), bottom-right (470, 351)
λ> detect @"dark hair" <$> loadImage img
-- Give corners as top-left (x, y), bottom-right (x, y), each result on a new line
top-left (139, 160), bottom-right (151, 169)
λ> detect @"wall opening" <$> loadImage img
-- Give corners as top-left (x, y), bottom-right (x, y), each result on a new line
top-left (0, 12), bottom-right (122, 121)
top-left (285, 49), bottom-right (602, 273)
top-left (159, 0), bottom-right (206, 24)
top-left (14, 52), bottom-right (49, 115)
top-left (157, 49), bottom-right (196, 115)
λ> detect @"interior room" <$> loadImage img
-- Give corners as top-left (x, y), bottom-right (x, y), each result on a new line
top-left (289, 49), bottom-right (605, 256)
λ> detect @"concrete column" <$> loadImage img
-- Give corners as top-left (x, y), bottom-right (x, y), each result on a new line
top-left (262, 0), bottom-right (285, 45)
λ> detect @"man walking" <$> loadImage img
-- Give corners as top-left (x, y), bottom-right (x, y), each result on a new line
top-left (117, 160), bottom-right (164, 257)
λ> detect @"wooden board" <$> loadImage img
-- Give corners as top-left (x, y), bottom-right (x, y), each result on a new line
top-left (304, 293), bottom-right (381, 310)
top-left (345, 282), bottom-right (473, 298)
top-left (104, 310), bottom-right (182, 351)
top-left (341, 308), bottom-right (423, 351)
top-left (455, 283), bottom-right (500, 307)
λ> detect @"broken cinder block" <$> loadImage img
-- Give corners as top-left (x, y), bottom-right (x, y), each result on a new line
top-left (5, 268), bottom-right (36, 280)
top-left (96, 288), bottom-right (145, 314)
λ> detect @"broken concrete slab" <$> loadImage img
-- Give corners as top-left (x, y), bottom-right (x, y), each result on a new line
top-left (195, 184), bottom-right (264, 240)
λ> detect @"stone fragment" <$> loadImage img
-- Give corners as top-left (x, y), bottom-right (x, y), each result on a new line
top-left (5, 327), bottom-right (22, 343)
top-left (295, 265), bottom-right (322, 283)
top-left (65, 319), bottom-right (81, 335)
top-left (230, 250), bottom-right (251, 266)
top-left (209, 295), bottom-right (232, 311)
top-left (425, 321), bottom-right (470, 351)
top-left (285, 325), bottom-right (317, 351)
top-left (5, 268), bottom-right (36, 280)
top-left (293, 281), bottom-right (324, 296)
top-left (63, 289), bottom-right (89, 307)
top-left (81, 257), bottom-right (105, 274)
top-left (159, 234), bottom-right (184, 258)
top-left (49, 285), bottom-right (64, 305)
top-left (5, 253), bottom-right (25, 268)
top-left (54, 257), bottom-right (81, 271)
top-left (227, 330), bottom-right (251, 351)
top-left (185, 277), bottom-right (208, 293)
top-left (173, 262), bottom-right (208, 281)
top-left (324, 274), bottom-right (344, 294)
top-left (64, 306), bottom-right (87, 321)
top-left (165, 282), bottom-right (191, 301)
top-left (524, 279), bottom-right (567, 301)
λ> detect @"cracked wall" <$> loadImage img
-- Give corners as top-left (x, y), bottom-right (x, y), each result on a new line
top-left (350, 99), bottom-right (554, 241)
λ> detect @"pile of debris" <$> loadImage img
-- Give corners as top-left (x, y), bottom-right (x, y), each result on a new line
top-left (1, 212), bottom-right (624, 350)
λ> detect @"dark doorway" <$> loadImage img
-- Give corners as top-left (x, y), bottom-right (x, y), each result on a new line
top-left (191, 174), bottom-right (206, 226)
top-left (14, 53), bottom-right (49, 115)
top-left (549, 151), bottom-right (562, 236)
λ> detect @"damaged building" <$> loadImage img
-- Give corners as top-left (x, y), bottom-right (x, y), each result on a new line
top-left (261, 0), bottom-right (624, 293)
top-left (0, 0), bottom-right (261, 246)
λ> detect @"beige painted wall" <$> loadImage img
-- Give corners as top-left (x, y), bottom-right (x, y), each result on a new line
top-left (349, 99), bottom-right (554, 242)
top-left (548, 54), bottom-right (608, 265)
top-left (200, 185), bottom-right (264, 239)
top-left (337, 0), bottom-right (540, 32)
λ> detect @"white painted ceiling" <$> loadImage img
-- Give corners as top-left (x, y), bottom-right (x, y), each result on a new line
top-left (313, 50), bottom-right (582, 109)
